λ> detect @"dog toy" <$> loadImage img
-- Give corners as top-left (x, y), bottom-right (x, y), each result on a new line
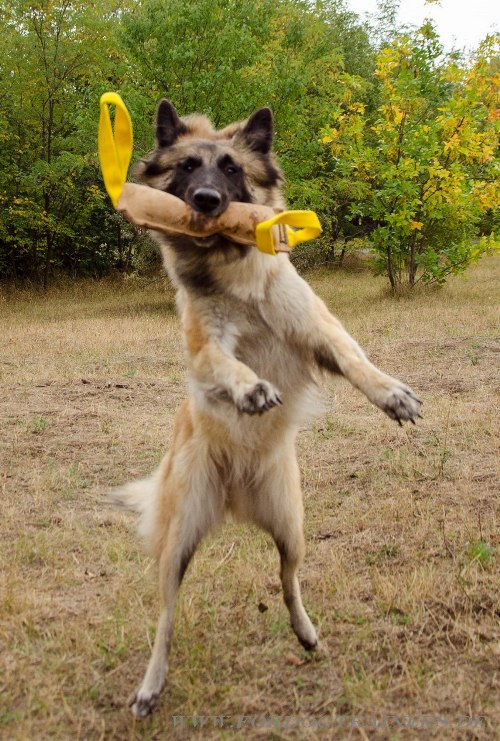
top-left (98, 93), bottom-right (321, 255)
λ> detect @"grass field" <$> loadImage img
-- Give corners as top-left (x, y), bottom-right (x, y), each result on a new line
top-left (1, 256), bottom-right (498, 740)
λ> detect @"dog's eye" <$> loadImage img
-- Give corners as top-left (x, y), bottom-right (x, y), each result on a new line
top-left (181, 158), bottom-right (201, 173)
top-left (218, 155), bottom-right (240, 176)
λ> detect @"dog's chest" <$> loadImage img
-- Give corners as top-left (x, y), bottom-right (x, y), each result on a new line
top-left (233, 311), bottom-right (308, 392)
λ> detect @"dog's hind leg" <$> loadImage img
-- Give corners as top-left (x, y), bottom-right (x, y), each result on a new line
top-left (250, 451), bottom-right (318, 651)
top-left (129, 440), bottom-right (222, 717)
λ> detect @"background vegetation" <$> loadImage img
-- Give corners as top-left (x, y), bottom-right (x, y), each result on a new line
top-left (0, 0), bottom-right (498, 288)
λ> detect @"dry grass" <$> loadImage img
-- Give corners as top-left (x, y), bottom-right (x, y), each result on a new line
top-left (1, 257), bottom-right (498, 740)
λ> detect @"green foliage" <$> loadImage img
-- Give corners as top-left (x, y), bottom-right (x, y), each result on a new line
top-left (321, 26), bottom-right (500, 288)
top-left (467, 540), bottom-right (494, 568)
top-left (119, 0), bottom-right (375, 201)
top-left (0, 0), bottom-right (137, 284)
top-left (0, 1), bottom-right (497, 288)
top-left (0, 0), bottom-right (374, 284)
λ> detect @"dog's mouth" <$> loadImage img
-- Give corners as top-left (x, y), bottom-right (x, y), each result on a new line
top-left (184, 189), bottom-right (235, 248)
top-left (192, 234), bottom-right (220, 248)
top-left (187, 211), bottom-right (228, 248)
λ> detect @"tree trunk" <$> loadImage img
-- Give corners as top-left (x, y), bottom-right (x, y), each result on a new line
top-left (386, 244), bottom-right (396, 289)
top-left (408, 233), bottom-right (418, 287)
top-left (338, 238), bottom-right (348, 267)
top-left (43, 233), bottom-right (53, 290)
top-left (43, 191), bottom-right (52, 290)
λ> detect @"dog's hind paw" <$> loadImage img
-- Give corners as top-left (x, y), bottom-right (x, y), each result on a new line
top-left (128, 689), bottom-right (160, 718)
top-left (237, 380), bottom-right (282, 415)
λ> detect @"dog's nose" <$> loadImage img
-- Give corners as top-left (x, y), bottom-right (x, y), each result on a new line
top-left (192, 188), bottom-right (222, 214)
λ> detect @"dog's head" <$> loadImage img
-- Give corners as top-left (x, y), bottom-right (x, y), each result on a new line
top-left (136, 100), bottom-right (285, 218)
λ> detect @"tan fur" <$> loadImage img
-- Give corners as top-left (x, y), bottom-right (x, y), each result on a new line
top-left (111, 104), bottom-right (421, 718)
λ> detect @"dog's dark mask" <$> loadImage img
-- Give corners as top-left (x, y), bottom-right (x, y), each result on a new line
top-left (165, 147), bottom-right (251, 218)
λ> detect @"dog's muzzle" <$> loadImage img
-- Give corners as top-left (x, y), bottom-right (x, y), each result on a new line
top-left (192, 187), bottom-right (224, 216)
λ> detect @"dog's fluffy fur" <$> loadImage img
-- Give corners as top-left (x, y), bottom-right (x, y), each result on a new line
top-left (110, 100), bottom-right (421, 717)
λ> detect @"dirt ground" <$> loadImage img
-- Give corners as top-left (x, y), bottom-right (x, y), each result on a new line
top-left (1, 256), bottom-right (498, 740)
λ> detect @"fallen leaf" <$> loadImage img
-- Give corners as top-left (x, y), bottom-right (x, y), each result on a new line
top-left (316, 531), bottom-right (336, 540)
top-left (284, 652), bottom-right (304, 666)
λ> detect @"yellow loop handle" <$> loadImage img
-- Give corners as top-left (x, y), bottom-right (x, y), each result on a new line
top-left (255, 210), bottom-right (322, 255)
top-left (98, 92), bottom-right (133, 206)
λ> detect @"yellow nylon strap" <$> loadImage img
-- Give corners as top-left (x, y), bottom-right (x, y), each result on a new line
top-left (98, 92), bottom-right (133, 206)
top-left (255, 210), bottom-right (322, 255)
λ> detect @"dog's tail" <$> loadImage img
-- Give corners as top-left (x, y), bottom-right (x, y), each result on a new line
top-left (107, 472), bottom-right (159, 546)
top-left (106, 476), bottom-right (151, 514)
top-left (107, 473), bottom-right (157, 514)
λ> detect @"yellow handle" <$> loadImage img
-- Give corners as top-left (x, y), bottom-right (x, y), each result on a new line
top-left (98, 92), bottom-right (133, 206)
top-left (255, 210), bottom-right (322, 255)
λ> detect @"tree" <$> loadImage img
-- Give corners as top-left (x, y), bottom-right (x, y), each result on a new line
top-left (321, 26), bottom-right (500, 288)
top-left (118, 0), bottom-right (374, 200)
top-left (0, 0), bottom-right (376, 282)
top-left (0, 1), bottom-right (128, 285)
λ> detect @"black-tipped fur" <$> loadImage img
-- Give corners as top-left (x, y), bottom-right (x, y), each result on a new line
top-left (240, 107), bottom-right (274, 154)
top-left (156, 99), bottom-right (188, 147)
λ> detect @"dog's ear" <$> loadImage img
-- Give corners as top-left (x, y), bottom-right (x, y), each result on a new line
top-left (156, 99), bottom-right (187, 148)
top-left (240, 107), bottom-right (274, 154)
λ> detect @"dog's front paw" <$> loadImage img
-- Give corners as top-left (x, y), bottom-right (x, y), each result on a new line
top-left (128, 688), bottom-right (160, 718)
top-left (378, 378), bottom-right (422, 425)
top-left (236, 380), bottom-right (282, 415)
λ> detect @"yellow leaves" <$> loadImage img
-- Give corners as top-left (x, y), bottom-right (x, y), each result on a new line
top-left (441, 64), bottom-right (463, 84)
top-left (385, 210), bottom-right (426, 234)
top-left (348, 102), bottom-right (366, 115)
top-left (443, 133), bottom-right (459, 153)
top-left (393, 107), bottom-right (405, 126)
top-left (428, 160), bottom-right (449, 180)
top-left (472, 180), bottom-right (500, 210)
top-left (479, 144), bottom-right (495, 163)
top-left (341, 86), bottom-right (353, 105)
top-left (321, 129), bottom-right (339, 145)
top-left (476, 235), bottom-right (500, 256)
top-left (469, 245), bottom-right (483, 260)
top-left (87, 184), bottom-right (104, 198)
top-left (349, 160), bottom-right (374, 182)
top-left (478, 193), bottom-right (491, 209)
